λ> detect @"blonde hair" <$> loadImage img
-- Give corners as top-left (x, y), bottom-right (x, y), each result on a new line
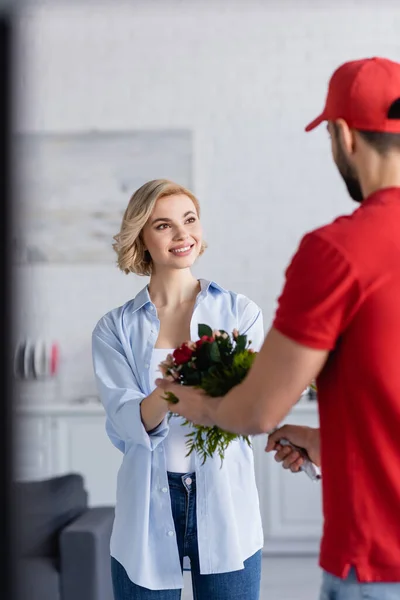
top-left (113, 179), bottom-right (206, 276)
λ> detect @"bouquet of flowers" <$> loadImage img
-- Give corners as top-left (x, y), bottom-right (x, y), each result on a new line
top-left (159, 324), bottom-right (257, 464)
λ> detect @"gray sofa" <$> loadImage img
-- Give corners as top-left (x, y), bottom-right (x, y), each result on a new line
top-left (14, 473), bottom-right (114, 600)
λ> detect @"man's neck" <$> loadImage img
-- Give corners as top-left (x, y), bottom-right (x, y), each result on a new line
top-left (361, 154), bottom-right (400, 198)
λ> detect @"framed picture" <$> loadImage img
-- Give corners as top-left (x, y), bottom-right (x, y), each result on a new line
top-left (14, 129), bottom-right (193, 263)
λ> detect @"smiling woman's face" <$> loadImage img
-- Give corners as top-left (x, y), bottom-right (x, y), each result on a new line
top-left (141, 193), bottom-right (203, 273)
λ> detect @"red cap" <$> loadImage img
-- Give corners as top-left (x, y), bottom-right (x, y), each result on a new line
top-left (305, 57), bottom-right (400, 133)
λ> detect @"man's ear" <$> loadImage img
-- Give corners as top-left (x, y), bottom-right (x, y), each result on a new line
top-left (335, 118), bottom-right (357, 156)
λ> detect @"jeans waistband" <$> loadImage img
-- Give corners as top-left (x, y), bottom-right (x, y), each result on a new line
top-left (167, 471), bottom-right (196, 491)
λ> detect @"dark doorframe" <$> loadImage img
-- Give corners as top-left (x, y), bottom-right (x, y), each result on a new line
top-left (0, 5), bottom-right (14, 599)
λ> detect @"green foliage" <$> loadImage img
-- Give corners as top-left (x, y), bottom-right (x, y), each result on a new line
top-left (164, 391), bottom-right (179, 405)
top-left (234, 334), bottom-right (247, 352)
top-left (184, 424), bottom-right (248, 466)
top-left (198, 324), bottom-right (213, 337)
top-left (209, 341), bottom-right (221, 363)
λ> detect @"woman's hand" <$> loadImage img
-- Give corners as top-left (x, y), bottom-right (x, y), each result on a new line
top-left (140, 388), bottom-right (171, 432)
top-left (155, 379), bottom-right (218, 426)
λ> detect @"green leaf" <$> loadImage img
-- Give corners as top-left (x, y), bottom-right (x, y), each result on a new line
top-left (206, 365), bottom-right (219, 377)
top-left (209, 341), bottom-right (221, 363)
top-left (235, 334), bottom-right (247, 352)
top-left (198, 324), bottom-right (213, 337)
top-left (163, 391), bottom-right (179, 404)
top-left (184, 369), bottom-right (201, 385)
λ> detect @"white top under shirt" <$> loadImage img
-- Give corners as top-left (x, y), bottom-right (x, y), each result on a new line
top-left (150, 349), bottom-right (196, 474)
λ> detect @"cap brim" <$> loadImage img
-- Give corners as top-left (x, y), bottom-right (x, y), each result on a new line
top-left (305, 113), bottom-right (325, 132)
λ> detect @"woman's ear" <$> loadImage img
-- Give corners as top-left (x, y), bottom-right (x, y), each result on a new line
top-left (140, 233), bottom-right (147, 252)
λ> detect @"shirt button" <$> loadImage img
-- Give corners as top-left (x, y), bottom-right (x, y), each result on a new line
top-left (185, 477), bottom-right (192, 485)
top-left (145, 363), bottom-right (150, 369)
top-left (167, 530), bottom-right (174, 537)
top-left (161, 487), bottom-right (168, 493)
top-left (158, 447), bottom-right (163, 453)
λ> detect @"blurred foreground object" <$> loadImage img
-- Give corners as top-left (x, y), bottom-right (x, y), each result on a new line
top-left (0, 4), bottom-right (13, 599)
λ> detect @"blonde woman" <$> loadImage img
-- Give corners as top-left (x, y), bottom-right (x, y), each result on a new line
top-left (92, 180), bottom-right (264, 600)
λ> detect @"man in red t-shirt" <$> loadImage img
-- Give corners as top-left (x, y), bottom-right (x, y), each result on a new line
top-left (157, 57), bottom-right (400, 597)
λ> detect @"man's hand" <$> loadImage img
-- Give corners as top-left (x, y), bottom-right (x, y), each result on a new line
top-left (155, 379), bottom-right (219, 427)
top-left (265, 425), bottom-right (321, 471)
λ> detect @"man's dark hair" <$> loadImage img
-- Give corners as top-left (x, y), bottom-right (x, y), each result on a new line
top-left (357, 98), bottom-right (400, 155)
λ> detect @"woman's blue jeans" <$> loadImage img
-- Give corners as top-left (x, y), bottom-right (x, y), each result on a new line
top-left (111, 471), bottom-right (261, 599)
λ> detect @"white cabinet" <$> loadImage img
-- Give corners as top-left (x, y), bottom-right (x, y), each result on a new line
top-left (15, 403), bottom-right (122, 506)
top-left (52, 414), bottom-right (122, 505)
top-left (17, 413), bottom-right (54, 478)
top-left (252, 402), bottom-right (322, 554)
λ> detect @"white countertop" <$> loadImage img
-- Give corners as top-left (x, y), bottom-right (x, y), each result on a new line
top-left (15, 400), bottom-right (106, 416)
top-left (15, 396), bottom-right (318, 416)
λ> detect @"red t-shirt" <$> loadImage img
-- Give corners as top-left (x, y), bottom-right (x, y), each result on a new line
top-left (273, 187), bottom-right (400, 583)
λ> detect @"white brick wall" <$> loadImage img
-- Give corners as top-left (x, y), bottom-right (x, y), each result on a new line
top-left (14, 0), bottom-right (400, 400)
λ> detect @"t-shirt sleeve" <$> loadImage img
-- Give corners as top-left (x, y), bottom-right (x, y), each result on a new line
top-left (273, 232), bottom-right (363, 350)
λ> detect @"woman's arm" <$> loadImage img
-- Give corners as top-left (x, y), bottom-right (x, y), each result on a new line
top-left (92, 317), bottom-right (170, 451)
top-left (140, 388), bottom-right (170, 432)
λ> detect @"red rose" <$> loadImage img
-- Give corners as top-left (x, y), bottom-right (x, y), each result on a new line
top-left (195, 335), bottom-right (215, 349)
top-left (173, 343), bottom-right (193, 365)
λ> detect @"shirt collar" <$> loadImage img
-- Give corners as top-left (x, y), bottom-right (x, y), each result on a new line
top-left (131, 284), bottom-right (152, 313)
top-left (199, 278), bottom-right (226, 294)
top-left (362, 186), bottom-right (400, 207)
top-left (131, 279), bottom-right (226, 314)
